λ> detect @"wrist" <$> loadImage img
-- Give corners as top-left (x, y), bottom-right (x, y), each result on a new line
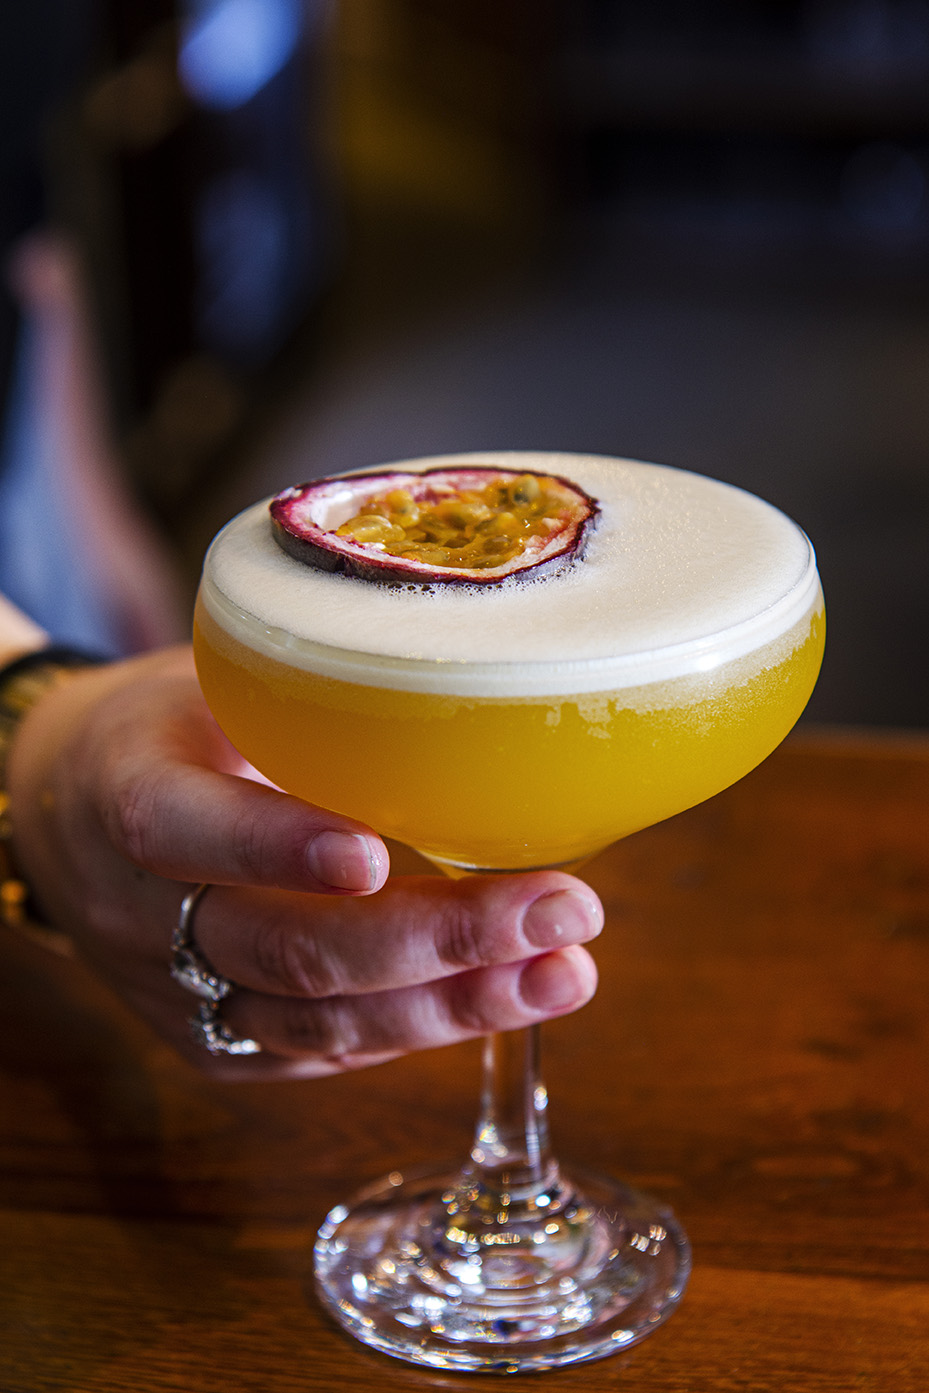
top-left (0, 646), bottom-right (108, 952)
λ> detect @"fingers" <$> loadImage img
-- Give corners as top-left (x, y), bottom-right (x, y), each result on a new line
top-left (190, 872), bottom-right (603, 999)
top-left (104, 761), bottom-right (390, 894)
top-left (169, 871), bottom-right (602, 1076)
top-left (221, 945), bottom-right (599, 1074)
top-left (74, 659), bottom-right (391, 894)
top-left (4, 643), bottom-right (604, 1086)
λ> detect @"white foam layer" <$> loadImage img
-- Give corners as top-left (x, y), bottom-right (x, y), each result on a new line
top-left (200, 452), bottom-right (822, 696)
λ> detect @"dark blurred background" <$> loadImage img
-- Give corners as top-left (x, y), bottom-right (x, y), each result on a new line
top-left (19, 0), bottom-right (929, 725)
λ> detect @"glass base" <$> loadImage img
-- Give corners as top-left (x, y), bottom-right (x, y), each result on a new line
top-left (314, 1162), bottom-right (690, 1373)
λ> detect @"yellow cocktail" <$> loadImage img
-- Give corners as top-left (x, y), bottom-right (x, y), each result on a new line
top-left (194, 451), bottom-right (824, 1372)
top-left (194, 599), bottom-right (823, 869)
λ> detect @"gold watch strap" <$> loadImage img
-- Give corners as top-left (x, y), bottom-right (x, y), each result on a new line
top-left (0, 647), bottom-right (106, 952)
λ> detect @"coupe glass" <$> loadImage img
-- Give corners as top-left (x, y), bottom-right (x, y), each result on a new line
top-left (193, 452), bottom-right (824, 1371)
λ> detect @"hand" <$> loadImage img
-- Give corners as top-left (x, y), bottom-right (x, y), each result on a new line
top-left (7, 646), bottom-right (602, 1080)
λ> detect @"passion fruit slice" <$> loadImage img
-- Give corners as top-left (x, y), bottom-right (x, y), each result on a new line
top-left (269, 466), bottom-right (600, 586)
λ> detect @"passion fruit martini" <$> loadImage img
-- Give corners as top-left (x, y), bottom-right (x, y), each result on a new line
top-left (193, 451), bottom-right (824, 1371)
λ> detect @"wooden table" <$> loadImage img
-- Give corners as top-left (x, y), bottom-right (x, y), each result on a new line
top-left (2, 730), bottom-right (928, 1392)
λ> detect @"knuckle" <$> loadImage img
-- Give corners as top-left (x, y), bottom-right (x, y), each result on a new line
top-left (229, 808), bottom-right (281, 884)
top-left (253, 920), bottom-right (337, 998)
top-left (435, 904), bottom-right (494, 972)
top-left (231, 804), bottom-right (328, 889)
top-left (104, 770), bottom-right (163, 868)
top-left (442, 974), bottom-right (500, 1038)
top-left (278, 995), bottom-right (358, 1061)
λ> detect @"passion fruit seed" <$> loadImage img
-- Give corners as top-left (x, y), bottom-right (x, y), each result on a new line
top-left (335, 475), bottom-right (561, 570)
top-left (335, 515), bottom-right (405, 546)
top-left (269, 465), bottom-right (600, 586)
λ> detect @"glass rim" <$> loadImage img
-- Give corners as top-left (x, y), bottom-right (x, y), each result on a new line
top-left (198, 536), bottom-right (822, 697)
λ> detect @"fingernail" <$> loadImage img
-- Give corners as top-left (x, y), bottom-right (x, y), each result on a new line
top-left (522, 889), bottom-right (602, 949)
top-left (306, 830), bottom-right (377, 891)
top-left (520, 948), bottom-right (597, 1014)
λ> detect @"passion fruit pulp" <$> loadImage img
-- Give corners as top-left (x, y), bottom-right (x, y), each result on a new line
top-left (270, 466), bottom-right (600, 585)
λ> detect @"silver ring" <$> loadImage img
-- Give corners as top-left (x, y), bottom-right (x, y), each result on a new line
top-left (171, 884), bottom-right (233, 1003)
top-left (171, 884), bottom-right (262, 1057)
top-left (189, 998), bottom-right (262, 1056)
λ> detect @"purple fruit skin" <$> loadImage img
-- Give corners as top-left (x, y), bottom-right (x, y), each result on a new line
top-left (269, 466), bottom-right (600, 587)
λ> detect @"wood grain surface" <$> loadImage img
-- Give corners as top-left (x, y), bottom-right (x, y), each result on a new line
top-left (1, 729), bottom-right (927, 1392)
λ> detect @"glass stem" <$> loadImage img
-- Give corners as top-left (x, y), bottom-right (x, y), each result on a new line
top-left (466, 1026), bottom-right (562, 1210)
top-left (435, 1026), bottom-right (586, 1274)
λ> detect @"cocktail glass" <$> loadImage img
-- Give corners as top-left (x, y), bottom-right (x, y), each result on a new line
top-left (193, 453), bottom-right (824, 1372)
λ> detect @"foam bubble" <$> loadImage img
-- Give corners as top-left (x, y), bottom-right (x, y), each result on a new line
top-left (199, 452), bottom-right (821, 696)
